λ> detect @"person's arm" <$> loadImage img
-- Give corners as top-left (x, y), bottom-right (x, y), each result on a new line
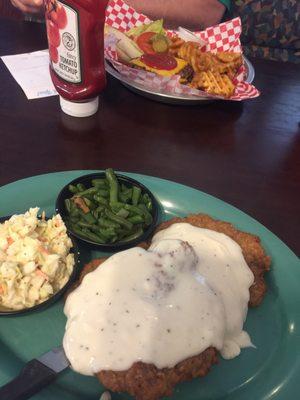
top-left (10, 0), bottom-right (43, 14)
top-left (124, 0), bottom-right (226, 30)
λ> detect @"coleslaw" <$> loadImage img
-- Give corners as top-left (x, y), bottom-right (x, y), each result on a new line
top-left (0, 208), bottom-right (75, 310)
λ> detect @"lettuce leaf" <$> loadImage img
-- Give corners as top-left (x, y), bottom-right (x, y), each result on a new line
top-left (127, 19), bottom-right (165, 37)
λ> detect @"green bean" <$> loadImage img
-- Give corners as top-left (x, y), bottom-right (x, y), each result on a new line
top-left (98, 227), bottom-right (116, 239)
top-left (120, 227), bottom-right (144, 243)
top-left (119, 193), bottom-right (129, 203)
top-left (68, 184), bottom-right (78, 194)
top-left (69, 201), bottom-right (80, 216)
top-left (98, 217), bottom-right (120, 229)
top-left (142, 193), bottom-right (150, 204)
top-left (95, 205), bottom-right (105, 213)
top-left (81, 228), bottom-right (106, 243)
top-left (94, 194), bottom-right (108, 206)
top-left (93, 210), bottom-right (99, 219)
top-left (78, 193), bottom-right (94, 201)
top-left (70, 224), bottom-right (84, 236)
top-left (97, 189), bottom-right (109, 198)
top-left (142, 193), bottom-right (153, 211)
top-left (119, 187), bottom-right (132, 203)
top-left (137, 203), bottom-right (147, 212)
top-left (89, 201), bottom-right (97, 210)
top-left (144, 213), bottom-right (152, 226)
top-left (92, 206), bottom-right (105, 219)
top-left (110, 204), bottom-right (125, 215)
top-left (105, 209), bottom-right (133, 230)
top-left (138, 204), bottom-right (153, 225)
top-left (84, 213), bottom-right (97, 224)
top-left (132, 186), bottom-right (142, 206)
top-left (64, 199), bottom-right (71, 213)
top-left (124, 204), bottom-right (144, 216)
top-left (110, 202), bottom-right (124, 213)
top-left (105, 168), bottom-right (119, 204)
top-left (128, 215), bottom-right (144, 224)
top-left (83, 197), bottom-right (97, 210)
top-left (77, 209), bottom-right (96, 224)
top-left (92, 179), bottom-right (107, 188)
top-left (82, 197), bottom-right (90, 207)
top-left (76, 183), bottom-right (86, 192)
top-left (123, 186), bottom-right (132, 195)
top-left (70, 216), bottom-right (80, 223)
top-left (114, 227), bottom-right (128, 237)
top-left (116, 208), bottom-right (130, 219)
top-left (70, 225), bottom-right (106, 244)
top-left (73, 187), bottom-right (97, 197)
top-left (77, 221), bottom-right (96, 229)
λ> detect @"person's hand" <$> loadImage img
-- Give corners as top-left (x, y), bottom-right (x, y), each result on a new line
top-left (10, 0), bottom-right (44, 14)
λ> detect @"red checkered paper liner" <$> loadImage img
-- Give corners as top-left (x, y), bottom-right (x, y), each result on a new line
top-left (105, 0), bottom-right (260, 101)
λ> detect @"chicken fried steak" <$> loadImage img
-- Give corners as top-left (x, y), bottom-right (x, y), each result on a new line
top-left (74, 214), bottom-right (270, 400)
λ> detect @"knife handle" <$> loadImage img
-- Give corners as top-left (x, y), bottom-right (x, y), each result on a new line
top-left (0, 359), bottom-right (57, 400)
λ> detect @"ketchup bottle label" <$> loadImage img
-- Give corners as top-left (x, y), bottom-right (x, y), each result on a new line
top-left (45, 0), bottom-right (82, 83)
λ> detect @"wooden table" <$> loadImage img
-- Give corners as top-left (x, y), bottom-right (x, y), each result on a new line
top-left (0, 18), bottom-right (299, 255)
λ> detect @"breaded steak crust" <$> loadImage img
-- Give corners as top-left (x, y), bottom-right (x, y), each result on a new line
top-left (76, 214), bottom-right (271, 400)
top-left (98, 347), bottom-right (218, 400)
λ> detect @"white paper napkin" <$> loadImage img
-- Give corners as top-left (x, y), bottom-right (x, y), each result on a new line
top-left (1, 50), bottom-right (58, 99)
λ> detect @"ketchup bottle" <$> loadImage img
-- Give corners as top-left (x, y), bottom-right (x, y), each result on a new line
top-left (44, 0), bottom-right (108, 117)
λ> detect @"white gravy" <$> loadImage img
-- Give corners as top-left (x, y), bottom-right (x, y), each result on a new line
top-left (63, 223), bottom-right (254, 375)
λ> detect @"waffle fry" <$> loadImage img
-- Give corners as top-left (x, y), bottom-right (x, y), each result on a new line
top-left (172, 41), bottom-right (243, 97)
top-left (214, 52), bottom-right (243, 77)
top-left (177, 42), bottom-right (242, 75)
top-left (177, 42), bottom-right (199, 61)
top-left (177, 42), bottom-right (203, 72)
top-left (190, 71), bottom-right (236, 98)
top-left (169, 36), bottom-right (185, 56)
top-left (216, 52), bottom-right (242, 65)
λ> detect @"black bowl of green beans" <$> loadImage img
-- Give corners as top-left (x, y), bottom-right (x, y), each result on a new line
top-left (55, 169), bottom-right (159, 251)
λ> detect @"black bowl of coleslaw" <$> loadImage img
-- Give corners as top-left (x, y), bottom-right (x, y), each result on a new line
top-left (0, 214), bottom-right (81, 316)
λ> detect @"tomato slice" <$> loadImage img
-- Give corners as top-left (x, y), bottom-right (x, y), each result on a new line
top-left (136, 32), bottom-right (156, 55)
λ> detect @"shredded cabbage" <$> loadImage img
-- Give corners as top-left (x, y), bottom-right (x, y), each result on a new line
top-left (0, 208), bottom-right (74, 310)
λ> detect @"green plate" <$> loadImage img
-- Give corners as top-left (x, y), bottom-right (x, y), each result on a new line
top-left (0, 171), bottom-right (299, 400)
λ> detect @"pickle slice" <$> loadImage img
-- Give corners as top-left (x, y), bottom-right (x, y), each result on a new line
top-left (151, 34), bottom-right (169, 53)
